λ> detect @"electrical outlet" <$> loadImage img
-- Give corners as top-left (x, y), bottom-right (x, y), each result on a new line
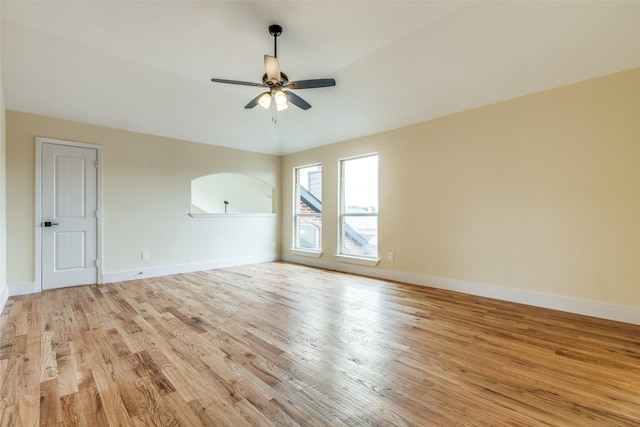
top-left (141, 251), bottom-right (150, 261)
top-left (388, 252), bottom-right (394, 261)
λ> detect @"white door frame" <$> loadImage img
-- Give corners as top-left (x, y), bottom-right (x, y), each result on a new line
top-left (35, 137), bottom-right (103, 292)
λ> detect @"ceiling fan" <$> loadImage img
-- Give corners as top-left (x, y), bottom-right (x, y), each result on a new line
top-left (211, 24), bottom-right (336, 112)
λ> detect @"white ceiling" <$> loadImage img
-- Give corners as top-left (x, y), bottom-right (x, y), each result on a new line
top-left (2, 1), bottom-right (639, 155)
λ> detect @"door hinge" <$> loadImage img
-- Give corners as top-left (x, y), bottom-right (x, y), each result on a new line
top-left (95, 161), bottom-right (99, 168)
top-left (95, 259), bottom-right (100, 267)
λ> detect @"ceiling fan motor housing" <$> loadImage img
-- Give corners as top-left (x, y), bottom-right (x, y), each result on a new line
top-left (263, 72), bottom-right (288, 87)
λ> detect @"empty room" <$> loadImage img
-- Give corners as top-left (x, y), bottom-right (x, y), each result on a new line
top-left (0, 1), bottom-right (639, 426)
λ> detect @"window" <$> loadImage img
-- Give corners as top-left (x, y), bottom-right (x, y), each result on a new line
top-left (339, 154), bottom-right (378, 258)
top-left (294, 164), bottom-right (322, 251)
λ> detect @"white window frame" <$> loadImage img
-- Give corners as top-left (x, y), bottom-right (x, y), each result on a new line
top-left (338, 154), bottom-right (379, 261)
top-left (293, 163), bottom-right (322, 253)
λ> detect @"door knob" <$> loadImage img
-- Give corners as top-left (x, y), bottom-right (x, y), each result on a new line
top-left (42, 221), bottom-right (59, 227)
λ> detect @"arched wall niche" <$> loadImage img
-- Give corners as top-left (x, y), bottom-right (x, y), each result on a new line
top-left (191, 173), bottom-right (276, 215)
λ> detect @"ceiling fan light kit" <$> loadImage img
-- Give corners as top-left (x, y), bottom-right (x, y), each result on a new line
top-left (211, 24), bottom-right (336, 115)
top-left (274, 90), bottom-right (287, 105)
top-left (277, 102), bottom-right (288, 112)
top-left (258, 93), bottom-right (271, 109)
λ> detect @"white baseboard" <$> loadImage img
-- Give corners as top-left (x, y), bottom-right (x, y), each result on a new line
top-left (4, 254), bottom-right (280, 297)
top-left (0, 285), bottom-right (8, 314)
top-left (283, 254), bottom-right (640, 326)
top-left (102, 254), bottom-right (281, 283)
top-left (8, 282), bottom-right (38, 297)
top-left (7, 254), bottom-right (637, 326)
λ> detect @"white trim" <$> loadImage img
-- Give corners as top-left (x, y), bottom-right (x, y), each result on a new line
top-left (6, 254), bottom-right (280, 295)
top-left (8, 282), bottom-right (38, 297)
top-left (340, 212), bottom-right (378, 218)
top-left (334, 254), bottom-right (380, 267)
top-left (291, 249), bottom-right (322, 258)
top-left (35, 140), bottom-right (42, 291)
top-left (35, 137), bottom-right (103, 291)
top-left (337, 152), bottom-right (379, 163)
top-left (0, 285), bottom-right (8, 313)
top-left (102, 254), bottom-right (280, 283)
top-left (189, 213), bottom-right (276, 218)
top-left (292, 161), bottom-right (323, 170)
top-left (283, 254), bottom-right (640, 325)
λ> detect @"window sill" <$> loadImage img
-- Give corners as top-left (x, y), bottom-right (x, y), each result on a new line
top-left (334, 254), bottom-right (380, 267)
top-left (189, 213), bottom-right (277, 218)
top-left (291, 249), bottom-right (323, 258)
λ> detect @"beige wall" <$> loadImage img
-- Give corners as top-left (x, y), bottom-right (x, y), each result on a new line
top-left (0, 2), bottom-right (7, 302)
top-left (6, 112), bottom-right (281, 284)
top-left (282, 68), bottom-right (640, 308)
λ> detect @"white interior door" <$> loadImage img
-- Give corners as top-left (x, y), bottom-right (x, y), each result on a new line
top-left (41, 142), bottom-right (98, 290)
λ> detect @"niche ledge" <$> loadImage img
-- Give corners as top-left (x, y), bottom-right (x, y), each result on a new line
top-left (189, 213), bottom-right (277, 218)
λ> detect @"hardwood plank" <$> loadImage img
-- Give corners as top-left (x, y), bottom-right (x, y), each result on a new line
top-left (1, 335), bottom-right (29, 407)
top-left (126, 351), bottom-right (175, 396)
top-left (234, 398), bottom-right (276, 425)
top-left (116, 372), bottom-right (179, 426)
top-left (60, 393), bottom-right (80, 427)
top-left (160, 392), bottom-right (204, 427)
top-left (56, 346), bottom-right (78, 397)
top-left (0, 262), bottom-right (638, 425)
top-left (39, 379), bottom-right (61, 426)
top-left (187, 398), bottom-right (244, 426)
top-left (0, 405), bottom-right (16, 427)
top-left (77, 371), bottom-right (108, 427)
top-left (92, 385), bottom-right (132, 427)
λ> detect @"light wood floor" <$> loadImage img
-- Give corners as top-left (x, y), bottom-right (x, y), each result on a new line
top-left (1, 262), bottom-right (639, 426)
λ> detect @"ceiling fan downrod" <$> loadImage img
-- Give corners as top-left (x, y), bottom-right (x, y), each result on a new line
top-left (269, 24), bottom-right (282, 58)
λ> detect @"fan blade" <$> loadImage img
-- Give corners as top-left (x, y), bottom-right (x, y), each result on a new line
top-left (286, 91), bottom-right (311, 110)
top-left (287, 78), bottom-right (336, 89)
top-left (244, 92), bottom-right (269, 109)
top-left (264, 55), bottom-right (281, 84)
top-left (211, 78), bottom-right (266, 87)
